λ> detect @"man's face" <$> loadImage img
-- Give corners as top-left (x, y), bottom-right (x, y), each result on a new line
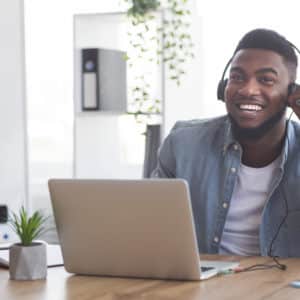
top-left (224, 49), bottom-right (290, 137)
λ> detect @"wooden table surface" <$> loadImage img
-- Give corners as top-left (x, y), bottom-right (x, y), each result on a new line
top-left (1, 255), bottom-right (300, 300)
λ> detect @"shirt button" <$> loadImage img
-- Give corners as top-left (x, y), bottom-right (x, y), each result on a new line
top-left (214, 236), bottom-right (219, 243)
top-left (231, 167), bottom-right (236, 173)
top-left (233, 144), bottom-right (239, 150)
top-left (222, 202), bottom-right (228, 209)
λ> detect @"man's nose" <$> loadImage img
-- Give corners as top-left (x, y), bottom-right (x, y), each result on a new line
top-left (238, 78), bottom-right (260, 97)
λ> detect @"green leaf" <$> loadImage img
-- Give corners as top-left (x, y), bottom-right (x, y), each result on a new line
top-left (175, 10), bottom-right (184, 15)
top-left (125, 0), bottom-right (193, 124)
top-left (122, 53), bottom-right (130, 61)
top-left (9, 207), bottom-right (48, 246)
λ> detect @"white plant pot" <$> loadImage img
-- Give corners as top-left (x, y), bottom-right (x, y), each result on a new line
top-left (9, 243), bottom-right (47, 280)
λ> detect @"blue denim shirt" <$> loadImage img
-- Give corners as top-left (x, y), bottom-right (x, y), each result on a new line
top-left (152, 115), bottom-right (300, 257)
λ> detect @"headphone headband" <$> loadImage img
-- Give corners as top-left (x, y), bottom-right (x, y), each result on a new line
top-left (217, 57), bottom-right (232, 101)
top-left (217, 43), bottom-right (300, 102)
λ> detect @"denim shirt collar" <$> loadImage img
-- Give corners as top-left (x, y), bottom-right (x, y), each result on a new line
top-left (281, 119), bottom-right (296, 170)
top-left (222, 116), bottom-right (294, 170)
top-left (222, 117), bottom-right (237, 155)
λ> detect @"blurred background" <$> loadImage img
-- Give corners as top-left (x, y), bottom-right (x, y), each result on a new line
top-left (1, 0), bottom-right (299, 243)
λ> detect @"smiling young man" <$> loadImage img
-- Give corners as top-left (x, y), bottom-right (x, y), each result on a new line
top-left (152, 29), bottom-right (300, 257)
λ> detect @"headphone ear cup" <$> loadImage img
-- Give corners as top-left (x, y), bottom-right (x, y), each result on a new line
top-left (288, 83), bottom-right (297, 96)
top-left (217, 79), bottom-right (228, 102)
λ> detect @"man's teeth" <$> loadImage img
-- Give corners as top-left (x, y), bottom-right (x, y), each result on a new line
top-left (239, 104), bottom-right (262, 111)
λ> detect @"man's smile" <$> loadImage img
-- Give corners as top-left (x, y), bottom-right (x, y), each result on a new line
top-left (238, 103), bottom-right (263, 111)
top-left (232, 102), bottom-right (266, 121)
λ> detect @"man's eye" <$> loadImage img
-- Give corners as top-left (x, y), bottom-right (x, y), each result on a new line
top-left (259, 77), bottom-right (275, 85)
top-left (229, 74), bottom-right (244, 82)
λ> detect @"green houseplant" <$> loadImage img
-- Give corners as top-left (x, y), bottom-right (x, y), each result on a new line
top-left (9, 207), bottom-right (48, 280)
top-left (124, 0), bottom-right (194, 120)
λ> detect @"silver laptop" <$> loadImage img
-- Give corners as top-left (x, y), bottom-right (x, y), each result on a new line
top-left (48, 179), bottom-right (238, 280)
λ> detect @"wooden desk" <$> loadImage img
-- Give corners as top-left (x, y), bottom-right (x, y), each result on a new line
top-left (1, 255), bottom-right (300, 300)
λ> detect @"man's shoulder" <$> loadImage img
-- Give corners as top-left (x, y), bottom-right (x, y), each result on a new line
top-left (171, 115), bottom-right (228, 135)
top-left (163, 115), bottom-right (228, 157)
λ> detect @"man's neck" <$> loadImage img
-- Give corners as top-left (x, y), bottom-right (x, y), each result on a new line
top-left (236, 121), bottom-right (286, 168)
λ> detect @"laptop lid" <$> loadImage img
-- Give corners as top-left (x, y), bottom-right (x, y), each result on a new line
top-left (49, 179), bottom-right (203, 280)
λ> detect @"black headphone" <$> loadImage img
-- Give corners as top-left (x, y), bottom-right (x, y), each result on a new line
top-left (217, 57), bottom-right (232, 102)
top-left (217, 42), bottom-right (300, 102)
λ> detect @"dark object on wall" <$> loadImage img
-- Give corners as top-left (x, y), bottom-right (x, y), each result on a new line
top-left (81, 48), bottom-right (127, 112)
top-left (81, 49), bottom-right (99, 110)
top-left (143, 124), bottom-right (161, 178)
top-left (0, 205), bottom-right (8, 223)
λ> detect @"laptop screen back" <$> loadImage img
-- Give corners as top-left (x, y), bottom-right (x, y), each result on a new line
top-left (48, 179), bottom-right (202, 280)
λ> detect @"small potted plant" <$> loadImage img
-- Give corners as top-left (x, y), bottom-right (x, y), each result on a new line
top-left (9, 206), bottom-right (48, 280)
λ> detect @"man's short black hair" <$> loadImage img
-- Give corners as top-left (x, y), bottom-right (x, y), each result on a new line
top-left (234, 28), bottom-right (298, 68)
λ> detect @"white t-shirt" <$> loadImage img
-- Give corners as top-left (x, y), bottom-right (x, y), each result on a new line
top-left (219, 157), bottom-right (280, 256)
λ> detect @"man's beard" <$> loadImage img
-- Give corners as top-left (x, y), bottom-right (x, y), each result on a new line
top-left (228, 106), bottom-right (287, 140)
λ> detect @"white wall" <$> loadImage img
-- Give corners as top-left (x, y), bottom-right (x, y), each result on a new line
top-left (24, 1), bottom-right (131, 211)
top-left (164, 2), bottom-right (204, 135)
top-left (0, 0), bottom-right (27, 212)
top-left (23, 0), bottom-right (206, 186)
top-left (74, 13), bottom-right (146, 179)
top-left (74, 5), bottom-right (202, 178)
